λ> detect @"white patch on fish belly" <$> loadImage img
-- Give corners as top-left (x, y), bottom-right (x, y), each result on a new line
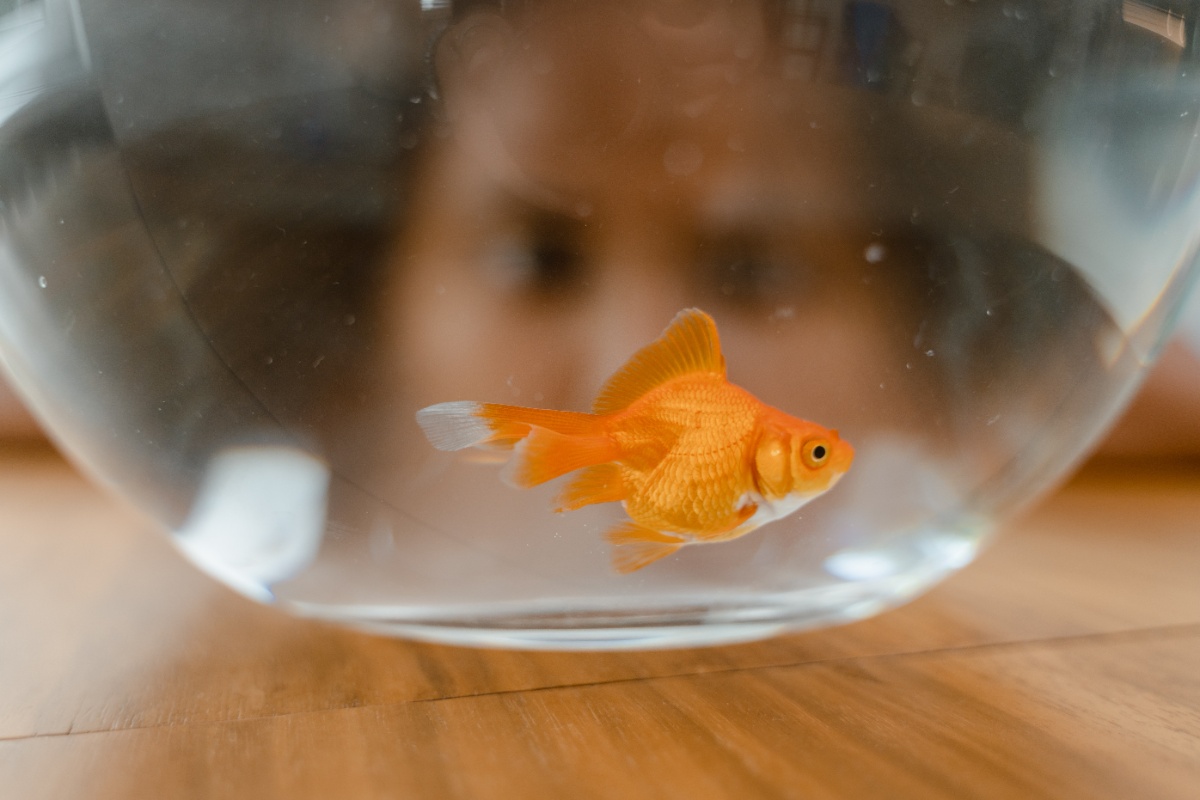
top-left (739, 490), bottom-right (822, 529)
top-left (633, 488), bottom-right (827, 549)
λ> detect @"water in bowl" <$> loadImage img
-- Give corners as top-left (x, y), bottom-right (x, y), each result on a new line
top-left (1, 0), bottom-right (1197, 647)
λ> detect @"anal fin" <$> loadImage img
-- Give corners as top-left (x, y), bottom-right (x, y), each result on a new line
top-left (605, 522), bottom-right (685, 573)
top-left (555, 464), bottom-right (626, 512)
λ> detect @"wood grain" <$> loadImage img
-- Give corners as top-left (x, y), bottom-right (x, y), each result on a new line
top-left (1, 446), bottom-right (1198, 798)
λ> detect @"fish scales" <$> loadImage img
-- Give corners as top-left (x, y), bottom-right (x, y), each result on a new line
top-left (614, 378), bottom-right (755, 524)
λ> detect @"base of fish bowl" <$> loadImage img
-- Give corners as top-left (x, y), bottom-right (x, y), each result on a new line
top-left (281, 564), bottom-right (963, 650)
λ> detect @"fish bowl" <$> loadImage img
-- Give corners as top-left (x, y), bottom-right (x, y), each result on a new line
top-left (1, 0), bottom-right (1197, 649)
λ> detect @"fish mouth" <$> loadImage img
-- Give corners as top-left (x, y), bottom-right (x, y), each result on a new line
top-left (821, 466), bottom-right (851, 493)
top-left (832, 441), bottom-right (855, 474)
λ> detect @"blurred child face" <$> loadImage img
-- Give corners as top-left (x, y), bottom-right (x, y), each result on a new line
top-left (385, 0), bottom-right (925, 440)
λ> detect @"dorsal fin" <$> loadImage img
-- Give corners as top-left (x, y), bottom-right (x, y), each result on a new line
top-left (592, 308), bottom-right (726, 415)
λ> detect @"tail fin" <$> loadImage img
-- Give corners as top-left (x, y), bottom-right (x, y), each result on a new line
top-left (555, 463), bottom-right (626, 512)
top-left (502, 427), bottom-right (618, 489)
top-left (475, 403), bottom-right (600, 448)
top-left (415, 401), bottom-right (616, 488)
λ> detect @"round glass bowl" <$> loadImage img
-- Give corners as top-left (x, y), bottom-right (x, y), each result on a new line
top-left (1, 0), bottom-right (1197, 648)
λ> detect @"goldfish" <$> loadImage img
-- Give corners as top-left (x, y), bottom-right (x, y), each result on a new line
top-left (416, 308), bottom-right (854, 572)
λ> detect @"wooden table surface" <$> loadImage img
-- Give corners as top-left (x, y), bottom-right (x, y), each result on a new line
top-left (1, 443), bottom-right (1198, 799)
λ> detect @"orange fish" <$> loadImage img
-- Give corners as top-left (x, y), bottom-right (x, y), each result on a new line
top-left (416, 309), bottom-right (854, 572)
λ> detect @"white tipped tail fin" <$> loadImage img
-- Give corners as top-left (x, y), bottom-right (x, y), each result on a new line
top-left (415, 401), bottom-right (490, 451)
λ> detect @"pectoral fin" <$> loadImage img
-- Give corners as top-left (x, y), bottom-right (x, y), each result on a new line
top-left (708, 501), bottom-right (759, 541)
top-left (605, 522), bottom-right (686, 573)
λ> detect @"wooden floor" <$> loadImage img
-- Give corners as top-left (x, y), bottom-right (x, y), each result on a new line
top-left (1, 443), bottom-right (1198, 799)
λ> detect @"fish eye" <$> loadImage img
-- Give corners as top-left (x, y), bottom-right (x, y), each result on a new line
top-left (802, 439), bottom-right (830, 469)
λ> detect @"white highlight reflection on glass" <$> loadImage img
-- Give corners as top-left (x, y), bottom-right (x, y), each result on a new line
top-left (175, 446), bottom-right (329, 601)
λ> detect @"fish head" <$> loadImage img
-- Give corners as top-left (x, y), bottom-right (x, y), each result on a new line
top-left (753, 419), bottom-right (854, 501)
